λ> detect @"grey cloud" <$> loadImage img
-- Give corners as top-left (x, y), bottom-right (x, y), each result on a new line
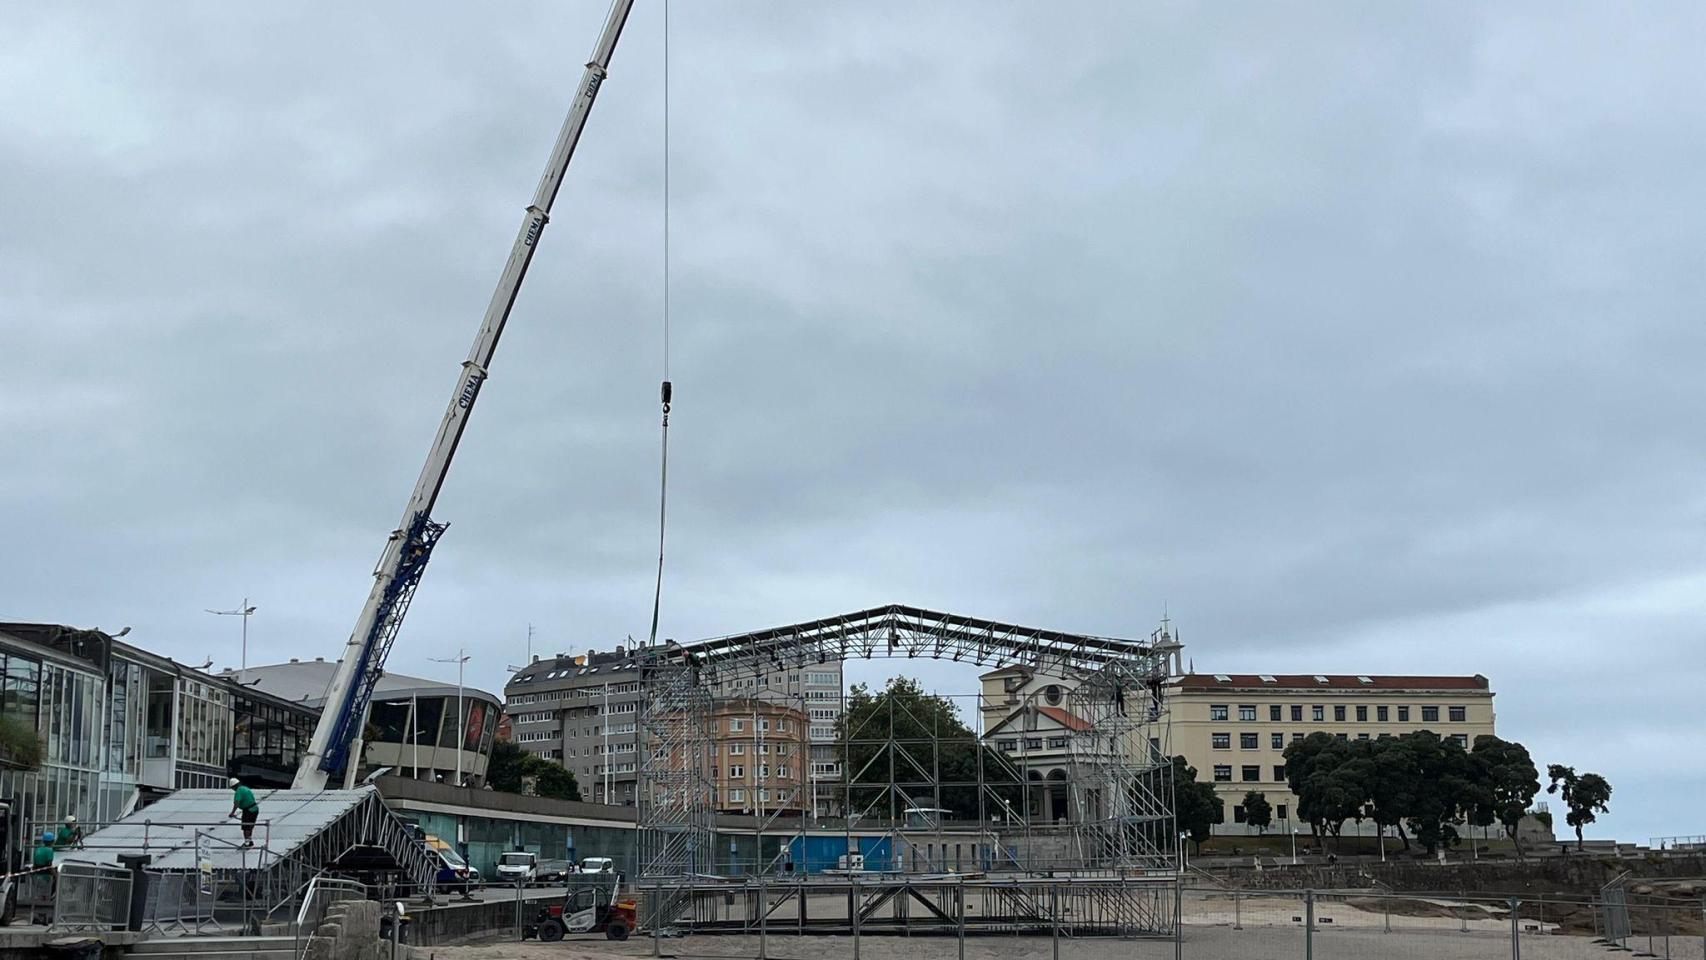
top-left (3, 1), bottom-right (1700, 841)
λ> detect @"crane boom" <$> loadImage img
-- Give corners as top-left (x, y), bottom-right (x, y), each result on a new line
top-left (294, 0), bottom-right (638, 790)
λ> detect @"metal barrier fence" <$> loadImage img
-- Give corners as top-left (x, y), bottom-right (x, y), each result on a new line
top-left (50, 861), bottom-right (133, 932)
top-left (447, 879), bottom-right (1701, 960)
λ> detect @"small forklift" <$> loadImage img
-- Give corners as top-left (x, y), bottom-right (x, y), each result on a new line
top-left (523, 877), bottom-right (637, 942)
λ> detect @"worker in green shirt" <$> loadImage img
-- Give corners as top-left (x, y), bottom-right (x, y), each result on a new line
top-left (228, 777), bottom-right (260, 848)
top-left (55, 814), bottom-right (84, 850)
top-left (32, 831), bottom-right (56, 868)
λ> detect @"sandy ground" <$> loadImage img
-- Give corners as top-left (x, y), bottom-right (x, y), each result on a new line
top-left (424, 925), bottom-right (1706, 960)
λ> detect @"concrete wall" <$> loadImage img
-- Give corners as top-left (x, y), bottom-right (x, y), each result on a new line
top-left (1216, 854), bottom-right (1706, 896)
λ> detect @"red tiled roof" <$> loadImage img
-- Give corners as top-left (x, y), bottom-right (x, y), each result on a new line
top-left (986, 704), bottom-right (1094, 736)
top-left (1036, 706), bottom-right (1094, 732)
top-left (1172, 674), bottom-right (1489, 692)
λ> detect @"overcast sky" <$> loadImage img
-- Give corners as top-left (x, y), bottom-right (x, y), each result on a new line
top-left (4, 2), bottom-right (1702, 841)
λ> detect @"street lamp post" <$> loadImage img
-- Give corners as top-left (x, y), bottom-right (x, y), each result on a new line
top-left (430, 648), bottom-right (471, 786)
top-left (205, 599), bottom-right (257, 670)
top-left (1291, 826), bottom-right (1298, 866)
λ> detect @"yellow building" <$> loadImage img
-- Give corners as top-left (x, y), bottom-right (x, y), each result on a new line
top-left (1166, 673), bottom-right (1496, 835)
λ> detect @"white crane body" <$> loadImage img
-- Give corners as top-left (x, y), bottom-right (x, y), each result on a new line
top-left (294, 0), bottom-right (637, 789)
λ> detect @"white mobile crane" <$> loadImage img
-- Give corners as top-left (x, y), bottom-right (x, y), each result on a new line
top-left (294, 0), bottom-right (638, 790)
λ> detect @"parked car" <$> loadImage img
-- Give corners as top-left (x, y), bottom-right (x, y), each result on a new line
top-left (496, 851), bottom-right (539, 885)
top-left (577, 856), bottom-right (615, 875)
top-left (535, 858), bottom-right (574, 884)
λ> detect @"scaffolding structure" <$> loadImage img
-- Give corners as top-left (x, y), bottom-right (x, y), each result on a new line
top-left (637, 605), bottom-right (1177, 899)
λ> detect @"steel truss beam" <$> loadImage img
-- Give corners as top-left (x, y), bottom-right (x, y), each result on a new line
top-left (638, 606), bottom-right (1177, 903)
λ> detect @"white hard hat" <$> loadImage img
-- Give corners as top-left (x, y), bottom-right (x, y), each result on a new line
top-left (229, 777), bottom-right (242, 787)
top-left (66, 815), bottom-right (76, 823)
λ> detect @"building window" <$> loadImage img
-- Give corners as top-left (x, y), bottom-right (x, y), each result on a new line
top-left (1269, 705), bottom-right (1283, 722)
top-left (1273, 765), bottom-right (1286, 781)
top-left (729, 764), bottom-right (744, 778)
top-left (1212, 765), bottom-right (1232, 783)
top-left (1376, 705), bottom-right (1389, 722)
top-left (1238, 705), bottom-right (1257, 721)
top-left (1046, 736), bottom-right (1068, 749)
top-left (1449, 706), bottom-right (1466, 722)
top-left (998, 739), bottom-right (1017, 752)
top-left (729, 788), bottom-right (745, 803)
top-left (1239, 733), bottom-right (1258, 749)
top-left (1335, 733), bottom-right (1347, 741)
top-left (1024, 737), bottom-right (1043, 750)
top-left (1333, 705), bottom-right (1346, 722)
top-left (1270, 733), bottom-right (1284, 749)
top-left (1357, 733), bottom-right (1370, 741)
top-left (1450, 734), bottom-right (1469, 747)
top-left (730, 718), bottom-right (745, 732)
top-left (1397, 706), bottom-right (1410, 722)
top-left (1355, 705), bottom-right (1368, 722)
top-left (729, 743), bottom-right (745, 755)
top-left (1290, 705), bottom-right (1303, 722)
top-left (1233, 805), bottom-right (1246, 823)
top-left (1421, 706), bottom-right (1440, 723)
top-left (1211, 733), bottom-right (1230, 750)
top-left (1292, 733), bottom-right (1303, 743)
top-left (1311, 705), bottom-right (1324, 721)
top-left (1044, 684), bottom-right (1063, 705)
top-left (1210, 705), bottom-right (1229, 721)
top-left (1277, 803), bottom-right (1288, 821)
top-left (1241, 765), bottom-right (1260, 783)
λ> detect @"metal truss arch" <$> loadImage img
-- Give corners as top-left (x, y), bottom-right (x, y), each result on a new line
top-left (637, 605), bottom-right (1178, 897)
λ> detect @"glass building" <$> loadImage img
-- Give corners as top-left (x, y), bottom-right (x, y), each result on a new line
top-left (0, 623), bottom-right (499, 872)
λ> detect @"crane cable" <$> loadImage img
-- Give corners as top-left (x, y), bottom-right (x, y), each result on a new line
top-left (646, 0), bottom-right (672, 649)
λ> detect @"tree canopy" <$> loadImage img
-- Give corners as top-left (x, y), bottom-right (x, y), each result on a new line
top-left (1283, 730), bottom-right (1536, 855)
top-left (488, 737), bottom-right (583, 802)
top-left (1472, 735), bottom-right (1541, 856)
top-left (1173, 757), bottom-right (1224, 853)
top-left (839, 677), bottom-right (1017, 819)
top-left (1546, 765), bottom-right (1611, 850)
top-left (1241, 790), bottom-right (1272, 835)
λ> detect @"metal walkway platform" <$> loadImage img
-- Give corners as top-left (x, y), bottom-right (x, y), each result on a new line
top-left (72, 786), bottom-right (437, 905)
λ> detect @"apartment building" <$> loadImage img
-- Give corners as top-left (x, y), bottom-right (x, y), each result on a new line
top-left (710, 698), bottom-right (810, 815)
top-left (715, 662), bottom-right (844, 813)
top-left (1168, 673), bottom-right (1496, 834)
top-left (503, 647), bottom-right (643, 805)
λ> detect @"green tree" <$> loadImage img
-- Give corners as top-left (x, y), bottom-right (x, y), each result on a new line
top-left (0, 715), bottom-right (43, 770)
top-left (839, 678), bottom-right (1015, 819)
top-left (526, 754), bottom-right (582, 802)
top-left (1471, 736), bottom-right (1541, 857)
top-left (1546, 765), bottom-right (1611, 850)
top-left (486, 738), bottom-right (581, 802)
top-left (1241, 791), bottom-right (1272, 835)
top-left (1284, 733), bottom-right (1363, 844)
top-left (1172, 757), bottom-right (1224, 854)
top-left (1399, 731), bottom-right (1478, 855)
top-left (486, 739), bottom-right (532, 793)
top-left (1365, 737), bottom-right (1420, 851)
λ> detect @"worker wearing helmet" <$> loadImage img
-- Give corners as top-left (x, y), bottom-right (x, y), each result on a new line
top-left (56, 814), bottom-right (84, 850)
top-left (228, 778), bottom-right (260, 848)
top-left (32, 831), bottom-right (56, 868)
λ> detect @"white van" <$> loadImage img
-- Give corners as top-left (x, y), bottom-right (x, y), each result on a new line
top-left (578, 856), bottom-right (615, 875)
top-left (496, 851), bottom-right (539, 884)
